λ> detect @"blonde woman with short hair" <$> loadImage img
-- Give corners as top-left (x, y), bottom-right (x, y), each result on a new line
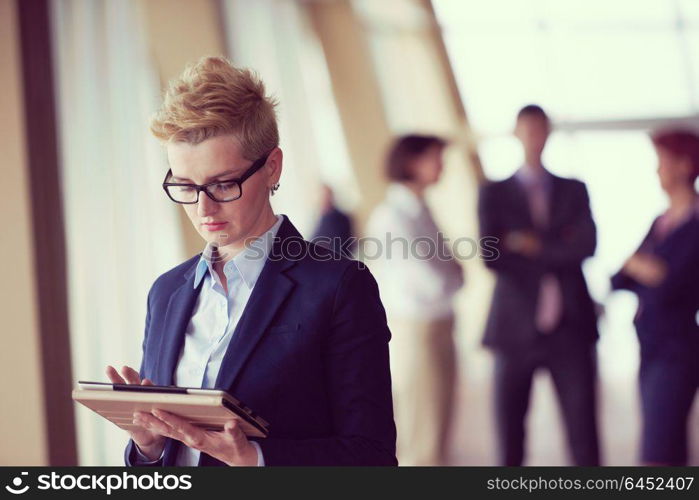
top-left (106, 57), bottom-right (397, 466)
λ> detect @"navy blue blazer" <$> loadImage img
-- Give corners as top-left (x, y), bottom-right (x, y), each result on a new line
top-left (478, 173), bottom-right (599, 352)
top-left (124, 215), bottom-right (397, 466)
top-left (611, 208), bottom-right (699, 358)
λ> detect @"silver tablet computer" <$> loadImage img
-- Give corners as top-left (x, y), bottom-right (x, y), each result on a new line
top-left (72, 381), bottom-right (269, 438)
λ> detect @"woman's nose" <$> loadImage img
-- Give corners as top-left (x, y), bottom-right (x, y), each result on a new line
top-left (197, 192), bottom-right (219, 216)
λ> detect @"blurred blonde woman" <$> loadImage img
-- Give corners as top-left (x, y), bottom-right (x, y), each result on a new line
top-left (367, 135), bottom-right (464, 465)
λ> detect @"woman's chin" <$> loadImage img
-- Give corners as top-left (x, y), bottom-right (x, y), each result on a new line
top-left (200, 232), bottom-right (231, 246)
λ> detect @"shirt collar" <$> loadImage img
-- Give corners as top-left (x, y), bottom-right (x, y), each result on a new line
top-left (515, 164), bottom-right (552, 187)
top-left (193, 214), bottom-right (284, 290)
top-left (386, 182), bottom-right (426, 217)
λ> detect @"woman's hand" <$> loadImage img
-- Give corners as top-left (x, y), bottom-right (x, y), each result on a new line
top-left (105, 365), bottom-right (167, 461)
top-left (623, 253), bottom-right (667, 287)
top-left (132, 409), bottom-right (258, 466)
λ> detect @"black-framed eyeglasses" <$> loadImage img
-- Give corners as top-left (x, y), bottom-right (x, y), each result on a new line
top-left (162, 152), bottom-right (270, 204)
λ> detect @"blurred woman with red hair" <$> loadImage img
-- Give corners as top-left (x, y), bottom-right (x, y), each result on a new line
top-left (611, 129), bottom-right (699, 465)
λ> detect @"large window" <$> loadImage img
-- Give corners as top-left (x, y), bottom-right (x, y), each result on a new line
top-left (435, 0), bottom-right (699, 133)
top-left (433, 0), bottom-right (699, 463)
top-left (434, 0), bottom-right (699, 315)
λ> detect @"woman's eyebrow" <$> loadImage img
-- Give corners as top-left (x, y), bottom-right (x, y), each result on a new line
top-left (170, 169), bottom-right (240, 182)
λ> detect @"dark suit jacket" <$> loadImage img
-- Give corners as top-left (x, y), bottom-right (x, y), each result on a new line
top-left (478, 173), bottom-right (599, 352)
top-left (611, 209), bottom-right (699, 358)
top-left (124, 215), bottom-right (397, 466)
top-left (311, 207), bottom-right (356, 255)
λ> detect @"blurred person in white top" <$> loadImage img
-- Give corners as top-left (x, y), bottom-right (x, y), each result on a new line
top-left (366, 134), bottom-right (464, 465)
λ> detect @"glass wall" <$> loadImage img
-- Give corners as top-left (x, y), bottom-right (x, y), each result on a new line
top-left (434, 0), bottom-right (699, 464)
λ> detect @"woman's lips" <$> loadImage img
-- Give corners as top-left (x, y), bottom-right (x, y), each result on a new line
top-left (202, 222), bottom-right (228, 231)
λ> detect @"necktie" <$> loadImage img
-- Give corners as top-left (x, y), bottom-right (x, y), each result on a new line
top-left (524, 175), bottom-right (563, 334)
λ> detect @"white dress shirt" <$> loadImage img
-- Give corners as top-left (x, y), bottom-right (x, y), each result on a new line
top-left (366, 183), bottom-right (463, 320)
top-left (135, 214), bottom-right (283, 466)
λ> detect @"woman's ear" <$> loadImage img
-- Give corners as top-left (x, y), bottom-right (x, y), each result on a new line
top-left (266, 147), bottom-right (283, 186)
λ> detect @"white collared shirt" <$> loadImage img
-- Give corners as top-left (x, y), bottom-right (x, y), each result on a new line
top-left (366, 183), bottom-right (463, 320)
top-left (172, 214), bottom-right (283, 466)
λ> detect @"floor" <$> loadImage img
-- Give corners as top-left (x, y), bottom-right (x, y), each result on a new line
top-left (446, 334), bottom-right (699, 466)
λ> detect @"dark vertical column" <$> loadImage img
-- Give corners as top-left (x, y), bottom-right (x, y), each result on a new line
top-left (17, 0), bottom-right (77, 465)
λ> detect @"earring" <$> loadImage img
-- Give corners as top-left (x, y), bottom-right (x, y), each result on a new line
top-left (271, 182), bottom-right (280, 196)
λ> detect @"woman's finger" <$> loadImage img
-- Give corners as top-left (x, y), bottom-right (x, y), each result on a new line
top-left (141, 378), bottom-right (154, 386)
top-left (120, 365), bottom-right (141, 384)
top-left (134, 412), bottom-right (175, 438)
top-left (153, 409), bottom-right (196, 436)
top-left (224, 420), bottom-right (248, 448)
top-left (105, 365), bottom-right (126, 384)
top-left (152, 409), bottom-right (206, 449)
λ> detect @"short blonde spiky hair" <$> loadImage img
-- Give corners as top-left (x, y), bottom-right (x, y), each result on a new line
top-left (151, 56), bottom-right (279, 160)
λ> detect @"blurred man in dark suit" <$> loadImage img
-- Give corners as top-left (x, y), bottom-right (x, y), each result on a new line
top-left (478, 105), bottom-right (600, 465)
top-left (311, 184), bottom-right (356, 257)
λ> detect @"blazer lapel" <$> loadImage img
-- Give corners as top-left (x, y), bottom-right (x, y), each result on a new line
top-left (213, 218), bottom-right (298, 391)
top-left (547, 175), bottom-right (567, 230)
top-left (154, 260), bottom-right (203, 386)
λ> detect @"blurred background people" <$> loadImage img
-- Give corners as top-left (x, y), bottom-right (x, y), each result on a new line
top-left (311, 184), bottom-right (356, 257)
top-left (478, 105), bottom-right (600, 465)
top-left (611, 130), bottom-right (699, 465)
top-left (6, 0), bottom-right (699, 465)
top-left (366, 135), bottom-right (464, 465)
